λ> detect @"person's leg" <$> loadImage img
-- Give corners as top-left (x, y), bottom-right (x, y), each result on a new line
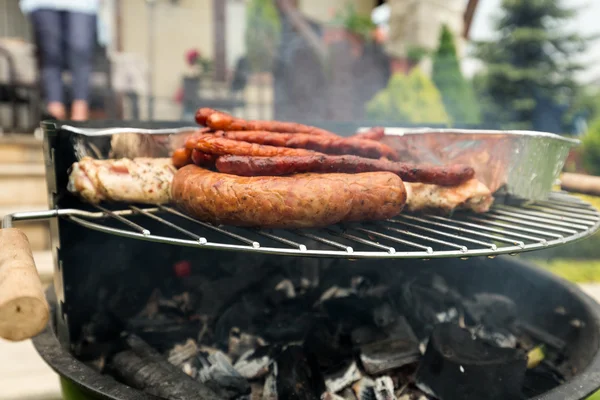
top-left (30, 9), bottom-right (66, 119)
top-left (65, 12), bottom-right (97, 121)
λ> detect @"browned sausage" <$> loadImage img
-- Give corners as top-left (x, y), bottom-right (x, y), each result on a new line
top-left (215, 154), bottom-right (475, 186)
top-left (186, 134), bottom-right (320, 157)
top-left (171, 165), bottom-right (406, 228)
top-left (172, 148), bottom-right (193, 168)
top-left (191, 149), bottom-right (217, 168)
top-left (217, 131), bottom-right (399, 160)
top-left (206, 111), bottom-right (339, 137)
top-left (352, 127), bottom-right (385, 141)
top-left (195, 108), bottom-right (220, 126)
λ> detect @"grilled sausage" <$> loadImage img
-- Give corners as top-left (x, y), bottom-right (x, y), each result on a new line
top-left (205, 111), bottom-right (339, 137)
top-left (352, 127), bottom-right (385, 141)
top-left (171, 165), bottom-right (406, 228)
top-left (195, 108), bottom-right (220, 126)
top-left (215, 155), bottom-right (475, 186)
top-left (191, 149), bottom-right (217, 168)
top-left (217, 131), bottom-right (399, 160)
top-left (172, 148), bottom-right (193, 168)
top-left (186, 135), bottom-right (319, 157)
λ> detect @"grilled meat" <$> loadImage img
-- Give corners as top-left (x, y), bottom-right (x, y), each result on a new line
top-left (197, 108), bottom-right (338, 137)
top-left (215, 155), bottom-right (475, 187)
top-left (186, 135), bottom-right (319, 157)
top-left (68, 157), bottom-right (176, 204)
top-left (217, 131), bottom-right (399, 160)
top-left (404, 179), bottom-right (494, 214)
top-left (170, 165), bottom-right (406, 228)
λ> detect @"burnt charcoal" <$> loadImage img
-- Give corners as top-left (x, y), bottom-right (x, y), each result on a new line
top-left (373, 377), bottom-right (396, 400)
top-left (262, 312), bottom-right (317, 343)
top-left (196, 350), bottom-right (251, 399)
top-left (372, 303), bottom-right (397, 328)
top-left (262, 363), bottom-right (278, 400)
top-left (234, 345), bottom-right (279, 379)
top-left (383, 316), bottom-right (419, 343)
top-left (125, 318), bottom-right (204, 353)
top-left (359, 338), bottom-right (421, 375)
top-left (214, 295), bottom-right (269, 348)
top-left (228, 328), bottom-right (267, 362)
top-left (471, 325), bottom-right (517, 349)
top-left (522, 362), bottom-right (565, 398)
top-left (324, 362), bottom-right (362, 394)
top-left (189, 265), bottom-right (276, 315)
top-left (340, 387), bottom-right (359, 400)
top-left (322, 392), bottom-right (347, 400)
top-left (415, 323), bottom-right (527, 400)
top-left (249, 382), bottom-right (264, 400)
top-left (269, 279), bottom-right (297, 304)
top-left (110, 335), bottom-right (221, 399)
top-left (274, 345), bottom-right (325, 400)
top-left (352, 377), bottom-right (376, 400)
top-left (320, 295), bottom-right (382, 331)
top-left (389, 277), bottom-right (464, 340)
top-left (303, 318), bottom-right (353, 370)
top-left (515, 320), bottom-right (566, 351)
top-left (168, 338), bottom-right (198, 367)
top-left (463, 293), bottom-right (517, 328)
top-left (351, 326), bottom-right (387, 347)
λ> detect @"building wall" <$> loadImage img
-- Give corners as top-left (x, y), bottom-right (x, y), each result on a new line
top-left (387, 0), bottom-right (465, 75)
top-left (120, 0), bottom-right (213, 120)
top-left (300, 0), bottom-right (376, 23)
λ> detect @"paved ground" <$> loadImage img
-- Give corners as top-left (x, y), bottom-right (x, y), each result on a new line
top-left (3, 280), bottom-right (600, 399)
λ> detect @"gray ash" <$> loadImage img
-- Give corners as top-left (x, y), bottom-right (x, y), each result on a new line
top-left (86, 261), bottom-right (578, 400)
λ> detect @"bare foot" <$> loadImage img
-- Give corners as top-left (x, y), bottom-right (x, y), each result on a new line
top-left (47, 102), bottom-right (66, 120)
top-left (71, 100), bottom-right (89, 121)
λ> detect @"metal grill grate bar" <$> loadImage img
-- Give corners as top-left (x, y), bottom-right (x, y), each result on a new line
top-left (159, 205), bottom-right (259, 248)
top-left (94, 204), bottom-right (150, 235)
top-left (523, 205), bottom-right (600, 222)
top-left (489, 209), bottom-right (590, 230)
top-left (353, 227), bottom-right (434, 252)
top-left (475, 214), bottom-right (578, 234)
top-left (6, 192), bottom-right (597, 259)
top-left (378, 225), bottom-right (467, 251)
top-left (397, 214), bottom-right (525, 246)
top-left (326, 229), bottom-right (396, 254)
top-left (254, 229), bottom-right (307, 251)
top-left (495, 205), bottom-right (596, 226)
top-left (386, 219), bottom-right (495, 249)
top-left (429, 215), bottom-right (549, 243)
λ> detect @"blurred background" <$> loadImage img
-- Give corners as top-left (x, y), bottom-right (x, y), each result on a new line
top-left (2, 0), bottom-right (600, 399)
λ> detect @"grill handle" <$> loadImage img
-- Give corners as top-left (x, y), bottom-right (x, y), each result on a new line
top-left (0, 228), bottom-right (49, 341)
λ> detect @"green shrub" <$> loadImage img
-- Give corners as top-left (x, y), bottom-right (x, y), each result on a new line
top-left (245, 0), bottom-right (282, 73)
top-left (432, 25), bottom-right (481, 125)
top-left (581, 118), bottom-right (600, 176)
top-left (366, 69), bottom-right (450, 124)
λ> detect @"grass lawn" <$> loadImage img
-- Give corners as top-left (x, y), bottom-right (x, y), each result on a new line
top-left (534, 258), bottom-right (600, 282)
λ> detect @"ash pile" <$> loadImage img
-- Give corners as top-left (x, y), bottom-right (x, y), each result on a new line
top-left (81, 259), bottom-right (582, 400)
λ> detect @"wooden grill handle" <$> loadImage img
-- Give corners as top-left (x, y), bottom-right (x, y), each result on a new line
top-left (0, 228), bottom-right (49, 341)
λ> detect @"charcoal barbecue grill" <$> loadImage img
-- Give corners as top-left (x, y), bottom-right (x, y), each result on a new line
top-left (3, 120), bottom-right (600, 400)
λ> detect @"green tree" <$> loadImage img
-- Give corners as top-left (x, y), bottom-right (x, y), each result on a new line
top-left (366, 69), bottom-right (450, 124)
top-left (473, 0), bottom-right (589, 131)
top-left (432, 25), bottom-right (481, 125)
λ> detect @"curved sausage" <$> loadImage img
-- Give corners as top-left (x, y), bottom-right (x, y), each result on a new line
top-left (218, 131), bottom-right (399, 160)
top-left (215, 155), bottom-right (475, 186)
top-left (171, 165), bottom-right (406, 228)
top-left (186, 135), bottom-right (319, 157)
top-left (206, 111), bottom-right (339, 137)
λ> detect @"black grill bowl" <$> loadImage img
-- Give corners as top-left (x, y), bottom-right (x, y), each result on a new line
top-left (32, 256), bottom-right (600, 400)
